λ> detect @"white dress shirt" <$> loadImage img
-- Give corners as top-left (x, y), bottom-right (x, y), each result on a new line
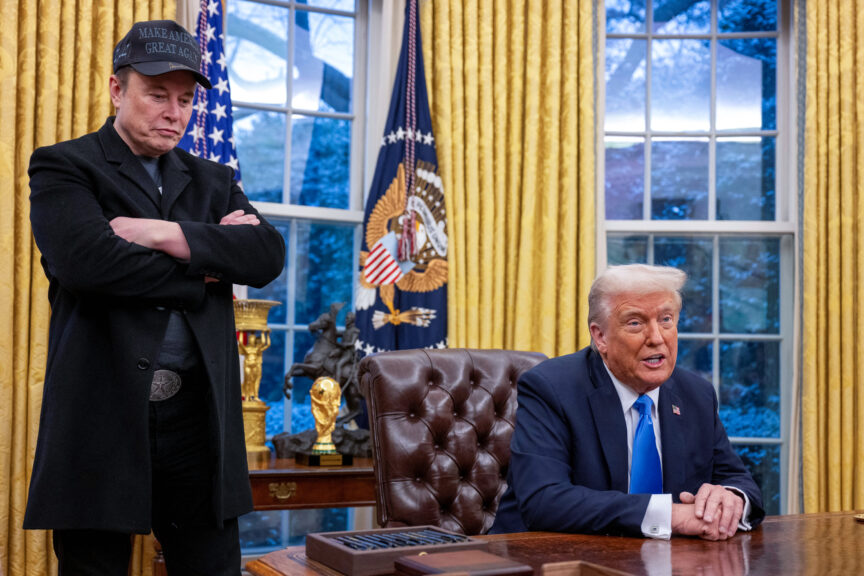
top-left (603, 364), bottom-right (752, 540)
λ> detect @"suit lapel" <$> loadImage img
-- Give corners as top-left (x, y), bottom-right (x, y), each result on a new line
top-left (98, 120), bottom-right (162, 214)
top-left (586, 352), bottom-right (630, 493)
top-left (659, 379), bottom-right (685, 498)
top-left (159, 150), bottom-right (191, 218)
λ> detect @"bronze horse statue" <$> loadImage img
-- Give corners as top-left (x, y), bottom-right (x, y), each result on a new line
top-left (283, 302), bottom-right (362, 425)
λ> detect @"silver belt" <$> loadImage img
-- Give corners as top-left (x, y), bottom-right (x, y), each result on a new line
top-left (150, 369), bottom-right (182, 401)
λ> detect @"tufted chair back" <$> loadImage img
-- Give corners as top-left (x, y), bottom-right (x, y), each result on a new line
top-left (358, 348), bottom-right (546, 535)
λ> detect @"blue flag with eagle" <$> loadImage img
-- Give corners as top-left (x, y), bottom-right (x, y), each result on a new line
top-left (356, 0), bottom-right (447, 355)
top-left (177, 0), bottom-right (241, 181)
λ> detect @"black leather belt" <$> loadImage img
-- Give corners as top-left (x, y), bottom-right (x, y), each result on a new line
top-left (150, 369), bottom-right (182, 401)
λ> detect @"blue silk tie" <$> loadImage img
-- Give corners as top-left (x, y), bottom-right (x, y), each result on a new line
top-left (630, 395), bottom-right (662, 494)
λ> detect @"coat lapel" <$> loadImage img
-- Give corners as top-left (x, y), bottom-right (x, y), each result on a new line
top-left (659, 379), bottom-right (686, 499)
top-left (159, 149), bottom-right (192, 218)
top-left (98, 119), bottom-right (162, 214)
top-left (586, 352), bottom-right (630, 493)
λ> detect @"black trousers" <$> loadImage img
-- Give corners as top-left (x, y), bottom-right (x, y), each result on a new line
top-left (53, 367), bottom-right (241, 576)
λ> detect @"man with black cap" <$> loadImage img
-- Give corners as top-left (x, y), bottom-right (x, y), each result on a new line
top-left (24, 19), bottom-right (285, 575)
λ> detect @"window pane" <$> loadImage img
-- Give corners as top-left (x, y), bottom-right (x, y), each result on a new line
top-left (306, 0), bottom-right (355, 11)
top-left (291, 331), bottom-right (316, 434)
top-left (734, 444), bottom-right (780, 515)
top-left (607, 235), bottom-right (648, 265)
top-left (720, 340), bottom-right (781, 438)
top-left (654, 236), bottom-right (713, 333)
top-left (287, 509), bottom-right (350, 545)
top-left (717, 137), bottom-right (776, 221)
top-left (239, 510), bottom-right (282, 548)
top-left (676, 339), bottom-right (712, 382)
top-left (651, 40), bottom-right (710, 132)
top-left (227, 0), bottom-right (289, 105)
top-left (719, 0), bottom-right (777, 33)
top-left (248, 223), bottom-right (290, 323)
top-left (717, 38), bottom-right (777, 131)
top-left (291, 115), bottom-right (351, 208)
top-left (653, 0), bottom-right (710, 34)
top-left (294, 11), bottom-right (354, 113)
top-left (294, 222), bottom-right (355, 325)
top-left (605, 137), bottom-right (644, 219)
top-left (651, 139), bottom-right (709, 220)
top-left (234, 109), bottom-right (286, 203)
top-left (606, 0), bottom-right (646, 34)
top-left (719, 237), bottom-right (780, 334)
top-left (605, 39), bottom-right (646, 132)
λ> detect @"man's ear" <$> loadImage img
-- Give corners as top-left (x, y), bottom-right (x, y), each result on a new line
top-left (589, 322), bottom-right (607, 354)
top-left (109, 75), bottom-right (122, 108)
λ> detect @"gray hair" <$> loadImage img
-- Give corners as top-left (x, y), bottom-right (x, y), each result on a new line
top-left (588, 264), bottom-right (687, 339)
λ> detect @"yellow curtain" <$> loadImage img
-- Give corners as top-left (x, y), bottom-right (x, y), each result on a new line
top-left (421, 0), bottom-right (595, 357)
top-left (802, 0), bottom-right (864, 513)
top-left (0, 2), bottom-right (175, 575)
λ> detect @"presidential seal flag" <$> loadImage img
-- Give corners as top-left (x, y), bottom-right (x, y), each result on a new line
top-left (177, 0), bottom-right (241, 181)
top-left (356, 0), bottom-right (447, 355)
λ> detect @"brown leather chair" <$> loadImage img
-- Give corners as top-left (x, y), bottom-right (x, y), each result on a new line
top-left (359, 348), bottom-right (546, 535)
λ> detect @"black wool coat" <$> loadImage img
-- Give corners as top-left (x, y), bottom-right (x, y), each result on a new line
top-left (24, 118), bottom-right (285, 532)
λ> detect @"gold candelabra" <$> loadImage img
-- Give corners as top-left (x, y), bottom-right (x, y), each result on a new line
top-left (234, 298), bottom-right (280, 467)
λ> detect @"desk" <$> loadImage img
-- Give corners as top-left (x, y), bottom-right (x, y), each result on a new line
top-left (245, 511), bottom-right (864, 576)
top-left (248, 456), bottom-right (376, 510)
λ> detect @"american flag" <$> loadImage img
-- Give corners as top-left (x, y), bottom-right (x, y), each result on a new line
top-left (177, 0), bottom-right (241, 182)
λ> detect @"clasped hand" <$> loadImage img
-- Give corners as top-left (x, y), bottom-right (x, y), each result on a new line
top-left (672, 483), bottom-right (744, 541)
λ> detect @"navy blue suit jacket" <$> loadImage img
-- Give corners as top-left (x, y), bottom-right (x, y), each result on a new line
top-left (490, 347), bottom-right (764, 536)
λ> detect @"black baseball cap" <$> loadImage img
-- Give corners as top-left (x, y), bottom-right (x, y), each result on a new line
top-left (113, 20), bottom-right (211, 89)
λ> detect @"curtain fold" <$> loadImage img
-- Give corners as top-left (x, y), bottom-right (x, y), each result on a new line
top-left (802, 0), bottom-right (864, 513)
top-left (421, 0), bottom-right (595, 357)
top-left (0, 2), bottom-right (175, 574)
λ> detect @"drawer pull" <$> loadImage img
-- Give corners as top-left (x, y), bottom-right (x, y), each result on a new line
top-left (269, 482), bottom-right (298, 501)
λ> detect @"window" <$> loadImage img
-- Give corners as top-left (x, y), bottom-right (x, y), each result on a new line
top-left (602, 0), bottom-right (793, 514)
top-left (226, 0), bottom-right (368, 552)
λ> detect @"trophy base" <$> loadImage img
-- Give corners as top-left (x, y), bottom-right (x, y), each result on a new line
top-left (295, 451), bottom-right (353, 467)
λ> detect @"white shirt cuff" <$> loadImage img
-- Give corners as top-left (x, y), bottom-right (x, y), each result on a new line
top-left (641, 493), bottom-right (672, 540)
top-left (724, 485), bottom-right (754, 531)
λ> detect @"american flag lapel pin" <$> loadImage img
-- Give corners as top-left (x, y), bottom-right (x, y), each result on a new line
top-left (672, 404), bottom-right (681, 416)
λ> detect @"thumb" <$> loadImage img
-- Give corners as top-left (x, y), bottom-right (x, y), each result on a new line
top-left (679, 491), bottom-right (695, 504)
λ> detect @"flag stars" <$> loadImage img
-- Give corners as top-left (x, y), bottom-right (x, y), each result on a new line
top-left (193, 100), bottom-right (208, 116)
top-left (226, 155), bottom-right (239, 170)
top-left (216, 51), bottom-right (227, 71)
top-left (202, 49), bottom-right (213, 66)
top-left (386, 131), bottom-right (397, 144)
top-left (208, 126), bottom-right (225, 146)
top-left (207, 0), bottom-right (220, 17)
top-left (188, 124), bottom-right (205, 142)
top-left (204, 24), bottom-right (216, 43)
top-left (213, 77), bottom-right (230, 96)
top-left (212, 103), bottom-right (228, 122)
top-left (423, 132), bottom-right (434, 146)
top-left (395, 127), bottom-right (405, 141)
top-left (208, 151), bottom-right (221, 162)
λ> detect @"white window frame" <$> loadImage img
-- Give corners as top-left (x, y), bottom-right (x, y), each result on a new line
top-left (596, 0), bottom-right (797, 514)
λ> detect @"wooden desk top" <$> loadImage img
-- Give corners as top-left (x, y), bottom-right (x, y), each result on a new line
top-left (247, 456), bottom-right (376, 511)
top-left (245, 511), bottom-right (864, 576)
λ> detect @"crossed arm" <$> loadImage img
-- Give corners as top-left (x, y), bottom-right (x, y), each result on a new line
top-left (109, 209), bottom-right (260, 275)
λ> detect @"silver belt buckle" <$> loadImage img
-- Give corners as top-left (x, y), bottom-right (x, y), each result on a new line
top-left (150, 369), bottom-right (182, 401)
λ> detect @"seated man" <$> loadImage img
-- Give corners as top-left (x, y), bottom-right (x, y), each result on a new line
top-left (491, 264), bottom-right (764, 540)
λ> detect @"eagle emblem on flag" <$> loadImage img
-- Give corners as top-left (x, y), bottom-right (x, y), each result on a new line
top-left (357, 161), bottom-right (448, 330)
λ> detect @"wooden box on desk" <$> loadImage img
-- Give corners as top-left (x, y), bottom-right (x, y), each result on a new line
top-left (305, 526), bottom-right (489, 576)
top-left (395, 550), bottom-right (533, 576)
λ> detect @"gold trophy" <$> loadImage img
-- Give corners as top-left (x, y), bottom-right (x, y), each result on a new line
top-left (233, 298), bottom-right (280, 468)
top-left (296, 376), bottom-right (352, 466)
